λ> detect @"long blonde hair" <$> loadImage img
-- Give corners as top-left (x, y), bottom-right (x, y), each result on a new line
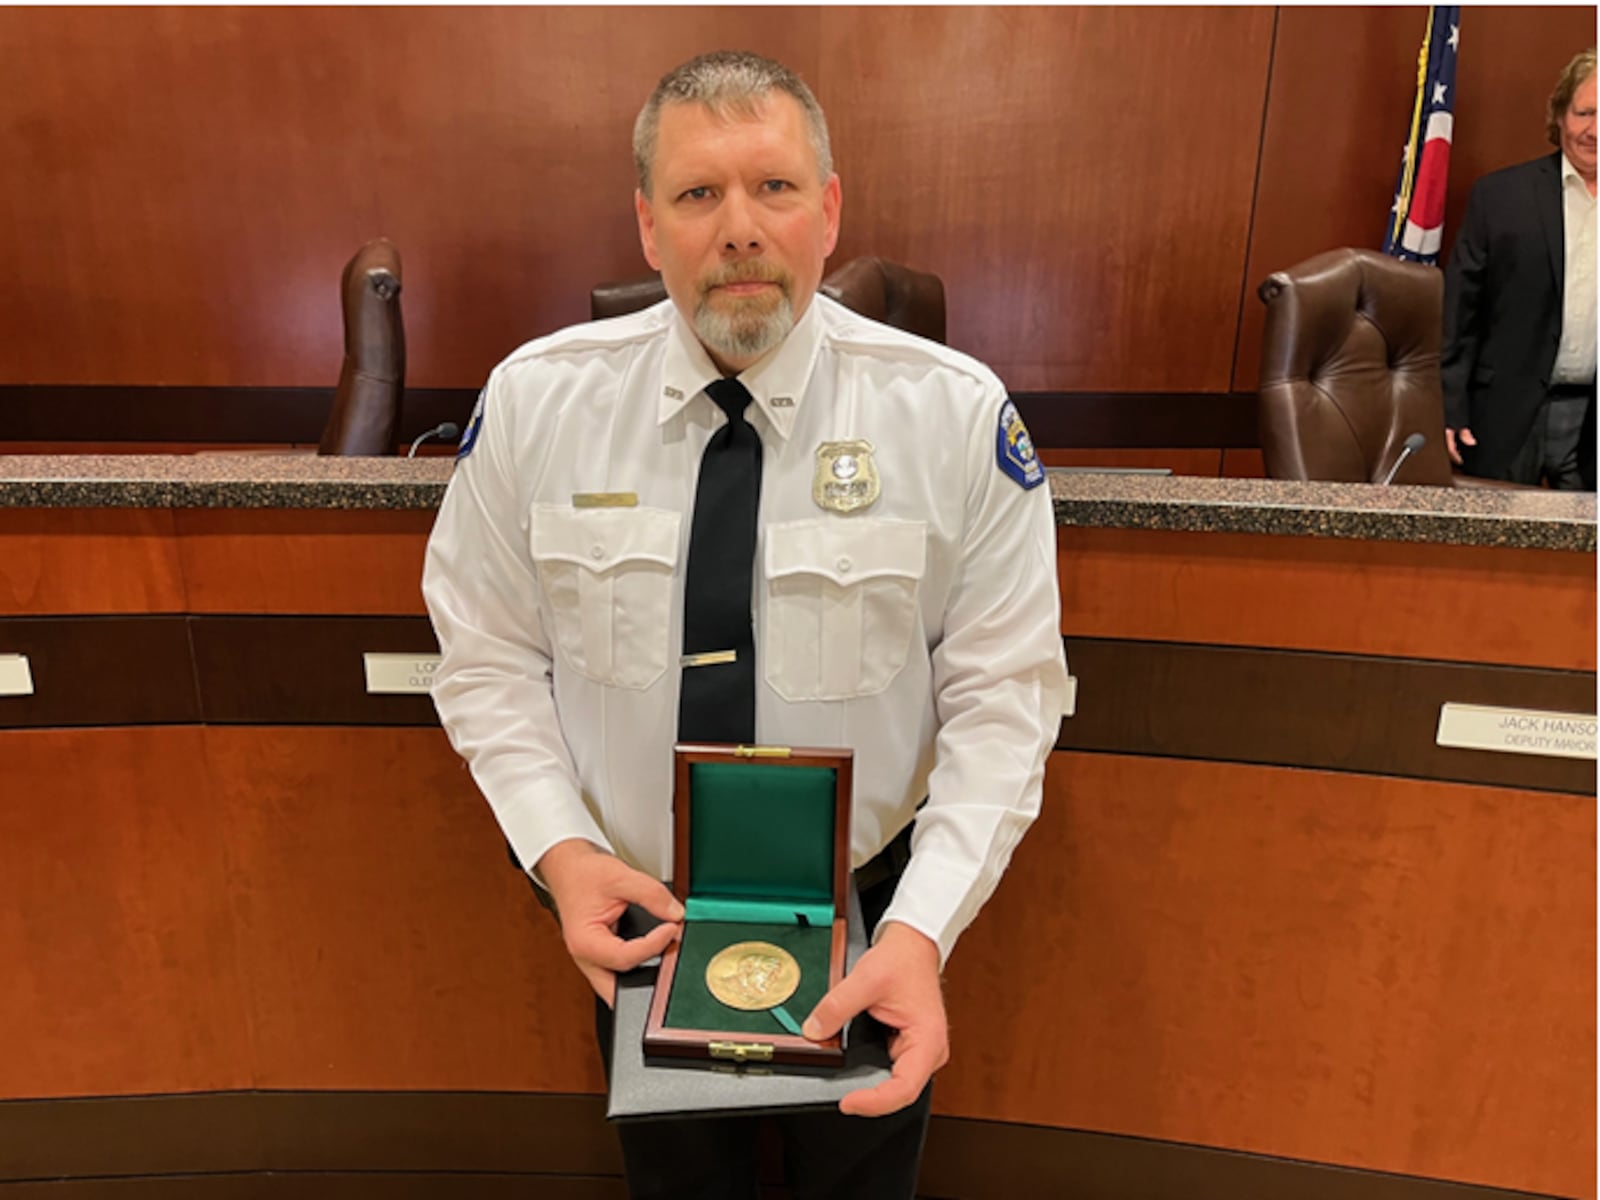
top-left (1547, 48), bottom-right (1597, 147)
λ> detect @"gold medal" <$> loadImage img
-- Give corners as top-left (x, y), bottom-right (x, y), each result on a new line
top-left (705, 941), bottom-right (801, 1011)
top-left (812, 440), bottom-right (880, 514)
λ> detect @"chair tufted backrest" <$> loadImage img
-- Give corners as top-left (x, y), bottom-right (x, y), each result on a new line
top-left (590, 257), bottom-right (946, 344)
top-left (819, 257), bottom-right (946, 344)
top-left (1256, 248), bottom-right (1454, 486)
top-left (319, 238), bottom-right (405, 456)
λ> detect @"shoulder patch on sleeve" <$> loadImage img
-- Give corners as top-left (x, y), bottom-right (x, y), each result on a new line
top-left (455, 390), bottom-right (486, 460)
top-left (996, 399), bottom-right (1044, 489)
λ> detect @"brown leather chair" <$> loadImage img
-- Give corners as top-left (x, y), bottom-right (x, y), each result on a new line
top-left (590, 275), bottom-right (672, 322)
top-left (590, 256), bottom-right (947, 344)
top-left (319, 238), bottom-right (405, 456)
top-left (1257, 247), bottom-right (1467, 486)
top-left (820, 257), bottom-right (946, 344)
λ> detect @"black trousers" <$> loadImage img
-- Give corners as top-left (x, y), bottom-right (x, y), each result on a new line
top-left (1497, 382), bottom-right (1595, 490)
top-left (594, 870), bottom-right (932, 1200)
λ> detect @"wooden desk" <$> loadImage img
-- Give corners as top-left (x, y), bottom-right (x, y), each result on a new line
top-left (0, 458), bottom-right (1593, 1199)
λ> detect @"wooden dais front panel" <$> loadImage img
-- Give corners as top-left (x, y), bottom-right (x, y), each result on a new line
top-left (1059, 525), bottom-right (1596, 671)
top-left (939, 751), bottom-right (1595, 1199)
top-left (177, 509), bottom-right (436, 615)
top-left (0, 508), bottom-right (185, 615)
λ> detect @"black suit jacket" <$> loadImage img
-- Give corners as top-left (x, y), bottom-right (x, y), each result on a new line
top-left (1441, 152), bottom-right (1569, 478)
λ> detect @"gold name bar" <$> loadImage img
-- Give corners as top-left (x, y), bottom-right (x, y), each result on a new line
top-left (571, 492), bottom-right (638, 508)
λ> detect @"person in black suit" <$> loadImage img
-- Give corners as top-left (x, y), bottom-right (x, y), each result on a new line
top-left (1443, 49), bottom-right (1596, 489)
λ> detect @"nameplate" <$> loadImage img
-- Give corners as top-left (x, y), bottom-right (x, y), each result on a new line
top-left (573, 492), bottom-right (638, 509)
top-left (1436, 703), bottom-right (1597, 761)
top-left (0, 654), bottom-right (34, 697)
top-left (363, 653), bottom-right (442, 695)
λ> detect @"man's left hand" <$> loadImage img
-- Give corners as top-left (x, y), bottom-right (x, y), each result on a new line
top-left (801, 921), bottom-right (948, 1117)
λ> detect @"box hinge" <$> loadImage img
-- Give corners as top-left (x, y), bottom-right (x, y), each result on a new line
top-left (708, 1040), bottom-right (774, 1063)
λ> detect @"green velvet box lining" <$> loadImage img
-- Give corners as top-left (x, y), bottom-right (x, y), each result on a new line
top-left (685, 896), bottom-right (834, 925)
top-left (688, 762), bottom-right (836, 913)
top-left (663, 920), bottom-right (833, 1035)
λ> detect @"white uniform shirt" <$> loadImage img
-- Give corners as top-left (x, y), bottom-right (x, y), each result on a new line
top-left (422, 295), bottom-right (1069, 962)
top-left (1554, 152), bottom-right (1597, 385)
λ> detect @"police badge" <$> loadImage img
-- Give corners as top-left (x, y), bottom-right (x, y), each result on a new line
top-left (812, 440), bottom-right (880, 513)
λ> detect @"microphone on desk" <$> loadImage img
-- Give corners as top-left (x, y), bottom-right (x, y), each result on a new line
top-left (407, 422), bottom-right (461, 458)
top-left (1378, 432), bottom-right (1427, 486)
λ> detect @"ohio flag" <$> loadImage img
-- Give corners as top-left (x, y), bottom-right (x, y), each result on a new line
top-left (1383, 6), bottom-right (1461, 263)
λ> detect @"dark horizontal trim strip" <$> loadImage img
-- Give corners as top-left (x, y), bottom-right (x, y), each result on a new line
top-left (0, 1092), bottom-right (616, 1182)
top-left (0, 386), bottom-right (1259, 451)
top-left (0, 1171), bottom-right (631, 1199)
top-left (1011, 391), bottom-right (1260, 449)
top-left (5, 623), bottom-right (1593, 763)
top-left (190, 616), bottom-right (440, 726)
top-left (1058, 637), bottom-right (1596, 794)
top-left (0, 617), bottom-right (199, 727)
top-left (0, 385), bottom-right (480, 448)
top-left (0, 615), bottom-right (442, 730)
top-left (925, 1114), bottom-right (1563, 1200)
top-left (0, 1091), bottom-right (1561, 1200)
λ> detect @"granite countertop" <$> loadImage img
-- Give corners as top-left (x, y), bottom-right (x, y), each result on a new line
top-left (0, 454), bottom-right (1593, 551)
top-left (0, 453), bottom-right (457, 511)
top-left (1049, 472), bottom-right (1597, 551)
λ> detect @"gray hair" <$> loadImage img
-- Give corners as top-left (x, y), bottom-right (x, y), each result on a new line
top-left (633, 50), bottom-right (833, 197)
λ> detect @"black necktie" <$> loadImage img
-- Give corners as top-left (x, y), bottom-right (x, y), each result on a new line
top-left (678, 378), bottom-right (762, 744)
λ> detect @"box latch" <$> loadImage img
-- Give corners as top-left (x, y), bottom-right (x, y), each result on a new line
top-left (708, 1040), bottom-right (774, 1063)
top-left (734, 745), bottom-right (792, 759)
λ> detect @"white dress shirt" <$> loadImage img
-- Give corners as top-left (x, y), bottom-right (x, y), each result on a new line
top-left (1553, 152), bottom-right (1597, 385)
top-left (422, 295), bottom-right (1068, 962)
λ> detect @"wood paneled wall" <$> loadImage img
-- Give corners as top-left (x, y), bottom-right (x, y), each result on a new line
top-left (0, 6), bottom-right (1592, 396)
top-left (823, 7), bottom-right (1274, 393)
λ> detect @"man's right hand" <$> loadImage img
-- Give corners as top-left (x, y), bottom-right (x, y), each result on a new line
top-left (1445, 426), bottom-right (1477, 465)
top-left (536, 838), bottom-right (684, 1006)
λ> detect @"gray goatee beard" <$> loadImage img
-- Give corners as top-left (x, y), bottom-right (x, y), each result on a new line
top-left (693, 289), bottom-right (795, 365)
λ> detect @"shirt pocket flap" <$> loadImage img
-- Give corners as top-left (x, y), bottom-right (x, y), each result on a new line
top-left (529, 505), bottom-right (681, 572)
top-left (765, 518), bottom-right (927, 588)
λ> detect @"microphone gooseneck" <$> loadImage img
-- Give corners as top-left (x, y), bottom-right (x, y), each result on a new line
top-left (1379, 432), bottom-right (1427, 486)
top-left (407, 421), bottom-right (462, 458)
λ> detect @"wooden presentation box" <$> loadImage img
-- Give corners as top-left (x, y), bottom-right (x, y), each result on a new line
top-left (643, 743), bottom-right (853, 1070)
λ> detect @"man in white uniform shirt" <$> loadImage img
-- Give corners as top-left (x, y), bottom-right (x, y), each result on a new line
top-left (1443, 49), bottom-right (1597, 489)
top-left (423, 51), bottom-right (1067, 1199)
